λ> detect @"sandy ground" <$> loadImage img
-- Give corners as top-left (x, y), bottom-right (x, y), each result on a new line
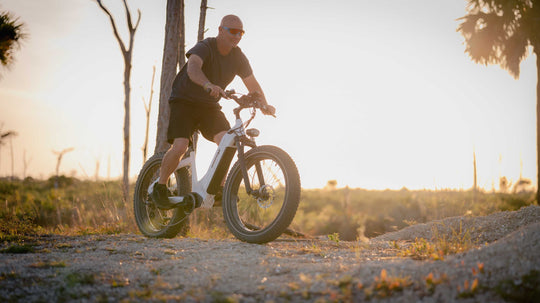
top-left (1, 205), bottom-right (539, 302)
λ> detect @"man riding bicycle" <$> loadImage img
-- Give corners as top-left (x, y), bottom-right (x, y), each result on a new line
top-left (152, 14), bottom-right (275, 209)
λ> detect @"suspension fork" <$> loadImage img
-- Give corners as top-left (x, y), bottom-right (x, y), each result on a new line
top-left (235, 137), bottom-right (266, 197)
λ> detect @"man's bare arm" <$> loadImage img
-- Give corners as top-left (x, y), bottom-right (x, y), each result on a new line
top-left (242, 74), bottom-right (275, 115)
top-left (187, 54), bottom-right (225, 98)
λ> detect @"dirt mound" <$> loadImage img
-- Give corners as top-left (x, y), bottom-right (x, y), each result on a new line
top-left (372, 205), bottom-right (540, 243)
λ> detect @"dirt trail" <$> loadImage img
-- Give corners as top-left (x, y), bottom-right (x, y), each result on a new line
top-left (1, 205), bottom-right (539, 302)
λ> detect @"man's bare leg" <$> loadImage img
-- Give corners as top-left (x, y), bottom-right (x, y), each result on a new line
top-left (151, 138), bottom-right (190, 209)
top-left (158, 138), bottom-right (190, 185)
top-left (213, 131), bottom-right (227, 146)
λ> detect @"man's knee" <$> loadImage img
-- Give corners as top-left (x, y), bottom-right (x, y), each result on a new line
top-left (213, 131), bottom-right (227, 145)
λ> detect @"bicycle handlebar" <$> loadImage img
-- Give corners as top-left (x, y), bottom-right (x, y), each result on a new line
top-left (225, 89), bottom-right (275, 118)
top-left (225, 89), bottom-right (262, 108)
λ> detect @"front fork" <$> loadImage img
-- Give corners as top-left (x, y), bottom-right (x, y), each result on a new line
top-left (235, 137), bottom-right (266, 198)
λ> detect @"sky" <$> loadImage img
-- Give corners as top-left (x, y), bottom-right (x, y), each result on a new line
top-left (0, 0), bottom-right (536, 190)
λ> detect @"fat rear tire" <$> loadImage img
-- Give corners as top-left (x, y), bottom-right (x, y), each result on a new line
top-left (133, 152), bottom-right (191, 238)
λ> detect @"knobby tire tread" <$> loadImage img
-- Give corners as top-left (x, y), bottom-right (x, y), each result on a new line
top-left (133, 152), bottom-right (190, 238)
top-left (223, 145), bottom-right (301, 243)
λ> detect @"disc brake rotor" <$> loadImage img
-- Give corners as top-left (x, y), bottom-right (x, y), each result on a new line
top-left (257, 184), bottom-right (275, 209)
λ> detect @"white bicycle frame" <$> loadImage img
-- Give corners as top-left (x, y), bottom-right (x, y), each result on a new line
top-left (150, 115), bottom-right (247, 209)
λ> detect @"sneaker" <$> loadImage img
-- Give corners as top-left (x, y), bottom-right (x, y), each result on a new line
top-left (150, 183), bottom-right (178, 210)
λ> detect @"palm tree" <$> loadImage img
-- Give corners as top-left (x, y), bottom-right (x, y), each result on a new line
top-left (0, 11), bottom-right (25, 68)
top-left (458, 0), bottom-right (540, 201)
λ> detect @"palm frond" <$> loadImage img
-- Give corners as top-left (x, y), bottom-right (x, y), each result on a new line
top-left (0, 11), bottom-right (25, 67)
top-left (457, 0), bottom-right (535, 78)
top-left (502, 27), bottom-right (530, 78)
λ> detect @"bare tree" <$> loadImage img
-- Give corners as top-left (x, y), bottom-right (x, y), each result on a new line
top-left (178, 1), bottom-right (186, 70)
top-left (155, 0), bottom-right (184, 153)
top-left (107, 154), bottom-right (111, 179)
top-left (8, 133), bottom-right (15, 180)
top-left (197, 0), bottom-right (208, 42)
top-left (189, 0), bottom-right (210, 151)
top-left (53, 147), bottom-right (74, 177)
top-left (0, 126), bottom-right (17, 178)
top-left (95, 0), bottom-right (141, 203)
top-left (95, 157), bottom-right (100, 181)
top-left (52, 147), bottom-right (74, 188)
top-left (142, 65), bottom-right (156, 163)
top-left (22, 149), bottom-right (31, 179)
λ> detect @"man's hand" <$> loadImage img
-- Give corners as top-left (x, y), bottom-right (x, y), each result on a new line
top-left (261, 104), bottom-right (276, 116)
top-left (204, 82), bottom-right (226, 98)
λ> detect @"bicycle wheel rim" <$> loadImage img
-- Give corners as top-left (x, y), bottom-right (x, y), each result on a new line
top-left (228, 154), bottom-right (289, 236)
top-left (134, 162), bottom-right (184, 235)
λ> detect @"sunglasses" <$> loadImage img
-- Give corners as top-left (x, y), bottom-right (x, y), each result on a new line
top-left (222, 26), bottom-right (245, 37)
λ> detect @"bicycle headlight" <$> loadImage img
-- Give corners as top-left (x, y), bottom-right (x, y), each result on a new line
top-left (246, 128), bottom-right (260, 137)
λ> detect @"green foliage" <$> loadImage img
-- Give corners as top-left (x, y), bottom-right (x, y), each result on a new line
top-left (65, 272), bottom-right (96, 287)
top-left (328, 232), bottom-right (340, 243)
top-left (1, 243), bottom-right (34, 254)
top-left (495, 270), bottom-right (540, 302)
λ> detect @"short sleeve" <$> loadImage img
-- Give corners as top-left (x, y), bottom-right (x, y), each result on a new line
top-left (237, 51), bottom-right (253, 79)
top-left (186, 40), bottom-right (211, 62)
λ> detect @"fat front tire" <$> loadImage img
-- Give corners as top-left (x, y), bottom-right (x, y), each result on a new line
top-left (133, 152), bottom-right (191, 238)
top-left (223, 145), bottom-right (301, 243)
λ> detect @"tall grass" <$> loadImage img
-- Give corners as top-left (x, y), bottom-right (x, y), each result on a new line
top-left (0, 178), bottom-right (536, 240)
top-left (0, 177), bottom-right (134, 238)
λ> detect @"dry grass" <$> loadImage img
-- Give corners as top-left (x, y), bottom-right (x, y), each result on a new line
top-left (394, 222), bottom-right (478, 260)
top-left (0, 178), bottom-right (536, 244)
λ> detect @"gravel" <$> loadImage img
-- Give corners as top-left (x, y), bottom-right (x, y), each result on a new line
top-left (1, 205), bottom-right (539, 302)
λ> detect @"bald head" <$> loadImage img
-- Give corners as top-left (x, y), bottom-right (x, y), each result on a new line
top-left (220, 15), bottom-right (243, 29)
top-left (216, 15), bottom-right (244, 52)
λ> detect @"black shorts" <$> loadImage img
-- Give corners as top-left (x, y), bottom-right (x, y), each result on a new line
top-left (167, 101), bottom-right (231, 144)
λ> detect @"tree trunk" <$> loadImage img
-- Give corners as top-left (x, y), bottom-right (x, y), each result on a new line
top-left (536, 51), bottom-right (540, 203)
top-left (95, 0), bottom-right (140, 208)
top-left (198, 0), bottom-right (208, 42)
top-left (155, 0), bottom-right (184, 154)
top-left (142, 66), bottom-right (156, 163)
top-left (178, 1), bottom-right (186, 70)
top-left (123, 57), bottom-right (131, 202)
top-left (9, 136), bottom-right (14, 180)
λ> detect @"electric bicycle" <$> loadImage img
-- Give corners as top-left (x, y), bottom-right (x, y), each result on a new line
top-left (133, 90), bottom-right (301, 244)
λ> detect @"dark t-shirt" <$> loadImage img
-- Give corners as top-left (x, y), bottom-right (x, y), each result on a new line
top-left (169, 37), bottom-right (253, 107)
